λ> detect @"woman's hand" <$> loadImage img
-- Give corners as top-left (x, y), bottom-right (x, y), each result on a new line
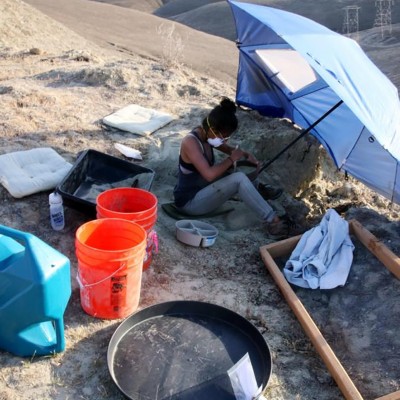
top-left (245, 152), bottom-right (259, 165)
top-left (230, 147), bottom-right (246, 162)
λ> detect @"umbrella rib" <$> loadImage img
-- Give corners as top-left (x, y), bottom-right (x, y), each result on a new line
top-left (258, 100), bottom-right (344, 174)
top-left (339, 125), bottom-right (366, 170)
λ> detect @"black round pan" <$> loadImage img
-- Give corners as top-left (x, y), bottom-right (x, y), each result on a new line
top-left (107, 301), bottom-right (272, 400)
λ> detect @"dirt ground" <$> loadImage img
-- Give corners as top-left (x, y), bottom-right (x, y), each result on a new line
top-left (1, 1), bottom-right (400, 399)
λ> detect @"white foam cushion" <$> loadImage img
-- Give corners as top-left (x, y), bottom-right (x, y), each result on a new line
top-left (0, 148), bottom-right (72, 198)
top-left (103, 104), bottom-right (174, 136)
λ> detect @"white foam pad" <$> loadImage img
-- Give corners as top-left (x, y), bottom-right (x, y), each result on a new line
top-left (0, 148), bottom-right (72, 198)
top-left (103, 104), bottom-right (174, 136)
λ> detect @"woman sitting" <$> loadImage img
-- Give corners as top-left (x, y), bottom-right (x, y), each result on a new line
top-left (173, 97), bottom-right (288, 238)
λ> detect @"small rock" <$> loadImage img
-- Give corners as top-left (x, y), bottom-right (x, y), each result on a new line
top-left (329, 182), bottom-right (353, 198)
top-left (29, 47), bottom-right (43, 55)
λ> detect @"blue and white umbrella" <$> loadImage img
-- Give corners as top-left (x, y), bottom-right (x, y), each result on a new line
top-left (228, 0), bottom-right (400, 204)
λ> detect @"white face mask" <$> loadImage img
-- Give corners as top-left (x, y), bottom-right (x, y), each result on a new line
top-left (207, 137), bottom-right (224, 148)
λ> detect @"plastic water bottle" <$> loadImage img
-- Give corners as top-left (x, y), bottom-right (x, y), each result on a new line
top-left (49, 192), bottom-right (65, 231)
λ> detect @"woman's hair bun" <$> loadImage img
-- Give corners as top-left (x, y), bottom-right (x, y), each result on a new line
top-left (220, 97), bottom-right (237, 114)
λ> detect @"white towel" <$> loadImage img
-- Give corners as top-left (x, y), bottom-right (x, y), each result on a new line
top-left (283, 209), bottom-right (354, 289)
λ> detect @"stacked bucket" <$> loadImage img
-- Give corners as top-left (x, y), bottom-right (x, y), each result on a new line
top-left (96, 188), bottom-right (158, 271)
top-left (75, 188), bottom-right (158, 320)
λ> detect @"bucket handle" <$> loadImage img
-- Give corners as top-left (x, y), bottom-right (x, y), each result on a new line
top-left (76, 262), bottom-right (127, 289)
top-left (148, 230), bottom-right (159, 254)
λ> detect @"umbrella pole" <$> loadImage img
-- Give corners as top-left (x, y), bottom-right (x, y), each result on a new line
top-left (257, 100), bottom-right (343, 174)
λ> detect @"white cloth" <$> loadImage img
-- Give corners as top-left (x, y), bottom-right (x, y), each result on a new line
top-left (114, 143), bottom-right (142, 160)
top-left (283, 209), bottom-right (354, 289)
top-left (0, 148), bottom-right (72, 198)
top-left (103, 104), bottom-right (174, 136)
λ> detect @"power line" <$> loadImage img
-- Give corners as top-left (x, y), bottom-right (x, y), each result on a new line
top-left (343, 6), bottom-right (360, 41)
top-left (374, 0), bottom-right (394, 38)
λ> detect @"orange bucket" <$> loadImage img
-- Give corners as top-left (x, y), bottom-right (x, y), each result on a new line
top-left (75, 218), bottom-right (147, 319)
top-left (96, 188), bottom-right (158, 271)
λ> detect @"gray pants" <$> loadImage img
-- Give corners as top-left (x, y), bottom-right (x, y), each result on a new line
top-left (180, 172), bottom-right (276, 222)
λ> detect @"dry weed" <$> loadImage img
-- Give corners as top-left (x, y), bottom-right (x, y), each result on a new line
top-left (156, 23), bottom-right (186, 70)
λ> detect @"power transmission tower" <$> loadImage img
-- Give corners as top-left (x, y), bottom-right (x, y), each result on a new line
top-left (374, 0), bottom-right (394, 39)
top-left (343, 6), bottom-right (360, 41)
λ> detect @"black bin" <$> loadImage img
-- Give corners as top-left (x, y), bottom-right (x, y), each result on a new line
top-left (57, 149), bottom-right (155, 215)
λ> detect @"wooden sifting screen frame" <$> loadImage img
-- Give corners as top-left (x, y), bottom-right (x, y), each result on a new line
top-left (259, 219), bottom-right (400, 400)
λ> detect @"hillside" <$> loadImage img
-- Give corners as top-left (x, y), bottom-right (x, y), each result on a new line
top-left (25, 0), bottom-right (239, 85)
top-left (96, 0), bottom-right (400, 38)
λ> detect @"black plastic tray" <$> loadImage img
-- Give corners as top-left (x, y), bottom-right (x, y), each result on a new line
top-left (107, 301), bottom-right (272, 400)
top-left (56, 149), bottom-right (155, 215)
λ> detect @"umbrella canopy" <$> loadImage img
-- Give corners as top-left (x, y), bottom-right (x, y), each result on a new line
top-left (228, 0), bottom-right (400, 204)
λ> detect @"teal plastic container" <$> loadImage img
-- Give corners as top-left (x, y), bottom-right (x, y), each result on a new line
top-left (0, 225), bottom-right (71, 357)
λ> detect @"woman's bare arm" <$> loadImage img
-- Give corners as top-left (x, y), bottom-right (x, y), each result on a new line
top-left (180, 136), bottom-right (244, 182)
